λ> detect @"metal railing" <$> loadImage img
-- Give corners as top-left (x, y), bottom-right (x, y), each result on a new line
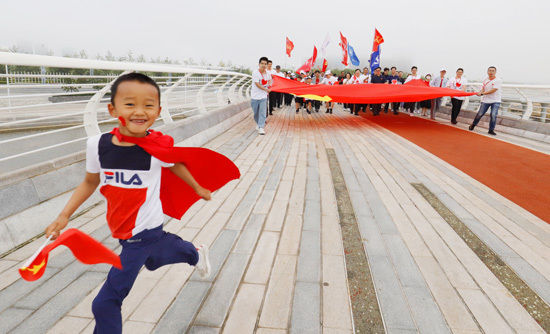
top-left (0, 52), bottom-right (252, 173)
top-left (448, 83), bottom-right (550, 123)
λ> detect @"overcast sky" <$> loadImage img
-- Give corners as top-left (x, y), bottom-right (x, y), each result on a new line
top-left (2, 0), bottom-right (549, 83)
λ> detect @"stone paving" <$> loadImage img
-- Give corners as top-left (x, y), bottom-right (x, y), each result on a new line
top-left (0, 105), bottom-right (549, 333)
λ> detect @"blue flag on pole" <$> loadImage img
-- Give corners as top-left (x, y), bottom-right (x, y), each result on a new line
top-left (370, 47), bottom-right (381, 73)
top-left (347, 44), bottom-right (360, 66)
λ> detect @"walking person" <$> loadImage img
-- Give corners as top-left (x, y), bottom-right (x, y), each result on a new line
top-left (273, 65), bottom-right (285, 108)
top-left (419, 74), bottom-right (432, 117)
top-left (387, 67), bottom-right (401, 115)
top-left (266, 60), bottom-right (276, 116)
top-left (321, 71), bottom-right (337, 114)
top-left (404, 66), bottom-right (421, 115)
top-left (469, 66), bottom-right (502, 135)
top-left (447, 68), bottom-right (467, 124)
top-left (430, 68), bottom-right (449, 120)
top-left (369, 67), bottom-right (386, 116)
top-left (251, 57), bottom-right (271, 135)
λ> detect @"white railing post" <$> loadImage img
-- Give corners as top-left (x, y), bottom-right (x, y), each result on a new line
top-left (161, 73), bottom-right (192, 124)
top-left (237, 81), bottom-right (247, 102)
top-left (516, 88), bottom-right (534, 120)
top-left (83, 70), bottom-right (131, 136)
top-left (228, 77), bottom-right (246, 104)
top-left (5, 65), bottom-right (12, 113)
top-left (196, 74), bottom-right (221, 113)
top-left (217, 76), bottom-right (236, 106)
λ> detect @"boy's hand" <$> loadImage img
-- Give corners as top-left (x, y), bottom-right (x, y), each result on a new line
top-left (45, 216), bottom-right (69, 240)
top-left (196, 186), bottom-right (212, 201)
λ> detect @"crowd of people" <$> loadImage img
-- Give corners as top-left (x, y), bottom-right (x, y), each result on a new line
top-left (251, 56), bottom-right (503, 136)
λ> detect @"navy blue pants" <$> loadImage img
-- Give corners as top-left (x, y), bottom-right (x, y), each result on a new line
top-left (92, 225), bottom-right (198, 334)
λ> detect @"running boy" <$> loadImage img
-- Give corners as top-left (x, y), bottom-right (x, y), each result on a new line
top-left (45, 73), bottom-right (212, 333)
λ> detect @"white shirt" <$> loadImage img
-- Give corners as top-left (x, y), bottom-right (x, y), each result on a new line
top-left (321, 76), bottom-right (337, 85)
top-left (251, 69), bottom-right (271, 100)
top-left (447, 76), bottom-right (468, 100)
top-left (480, 77), bottom-right (502, 103)
top-left (350, 75), bottom-right (364, 84)
top-left (273, 70), bottom-right (286, 78)
top-left (86, 133), bottom-right (174, 239)
top-left (361, 74), bottom-right (370, 83)
top-left (312, 76), bottom-right (323, 85)
top-left (404, 74), bottom-right (422, 83)
top-left (343, 78), bottom-right (352, 85)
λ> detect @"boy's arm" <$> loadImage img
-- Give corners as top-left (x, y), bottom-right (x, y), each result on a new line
top-left (169, 162), bottom-right (212, 200)
top-left (45, 172), bottom-right (100, 239)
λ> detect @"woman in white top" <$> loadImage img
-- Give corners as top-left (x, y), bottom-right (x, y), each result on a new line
top-left (447, 68), bottom-right (468, 124)
top-left (404, 66), bottom-right (421, 115)
top-left (342, 73), bottom-right (353, 111)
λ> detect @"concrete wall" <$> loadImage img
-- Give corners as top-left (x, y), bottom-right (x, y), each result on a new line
top-left (0, 102), bottom-right (251, 255)
top-left (437, 106), bottom-right (550, 143)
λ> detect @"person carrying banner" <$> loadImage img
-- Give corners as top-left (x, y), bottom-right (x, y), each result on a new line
top-left (312, 70), bottom-right (323, 112)
top-left (469, 66), bottom-right (502, 135)
top-left (369, 67), bottom-right (386, 115)
top-left (321, 70), bottom-right (337, 114)
top-left (350, 69), bottom-right (367, 115)
top-left (44, 72), bottom-right (225, 334)
top-left (404, 66), bottom-right (422, 115)
top-left (295, 71), bottom-right (306, 113)
top-left (387, 66), bottom-right (402, 115)
top-left (252, 57), bottom-right (271, 134)
top-left (447, 68), bottom-right (467, 124)
top-left (273, 65), bottom-right (286, 108)
top-left (430, 68), bottom-right (449, 120)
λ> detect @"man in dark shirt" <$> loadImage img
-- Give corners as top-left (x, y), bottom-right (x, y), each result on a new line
top-left (382, 68), bottom-right (390, 112)
top-left (370, 67), bottom-right (386, 116)
top-left (386, 67), bottom-right (401, 115)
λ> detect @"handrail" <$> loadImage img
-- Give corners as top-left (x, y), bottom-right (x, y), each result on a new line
top-left (0, 52), bottom-right (250, 77)
top-left (0, 52), bottom-right (252, 174)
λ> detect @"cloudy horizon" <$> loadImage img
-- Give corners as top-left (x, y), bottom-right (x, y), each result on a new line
top-left (2, 0), bottom-right (549, 84)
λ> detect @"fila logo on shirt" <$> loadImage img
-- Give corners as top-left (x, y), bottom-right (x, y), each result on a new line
top-left (104, 171), bottom-right (143, 185)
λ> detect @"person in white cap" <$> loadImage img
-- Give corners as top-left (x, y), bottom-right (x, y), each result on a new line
top-left (294, 71), bottom-right (307, 113)
top-left (321, 70), bottom-right (337, 114)
top-left (430, 68), bottom-right (449, 120)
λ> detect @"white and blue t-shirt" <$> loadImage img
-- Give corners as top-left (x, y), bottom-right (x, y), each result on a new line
top-left (86, 133), bottom-right (174, 240)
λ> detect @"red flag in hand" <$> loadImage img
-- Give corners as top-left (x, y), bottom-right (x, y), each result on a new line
top-left (286, 37), bottom-right (294, 57)
top-left (19, 229), bottom-right (121, 282)
top-left (321, 59), bottom-right (328, 73)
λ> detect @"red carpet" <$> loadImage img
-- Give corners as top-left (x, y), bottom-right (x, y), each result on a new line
top-left (362, 113), bottom-right (550, 223)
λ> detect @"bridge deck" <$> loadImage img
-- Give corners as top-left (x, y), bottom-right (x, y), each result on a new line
top-left (0, 106), bottom-right (549, 333)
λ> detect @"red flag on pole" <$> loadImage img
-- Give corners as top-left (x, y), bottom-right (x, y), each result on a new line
top-left (286, 37), bottom-right (294, 57)
top-left (296, 46), bottom-right (318, 74)
top-left (372, 28), bottom-right (384, 52)
top-left (321, 59), bottom-right (328, 72)
top-left (19, 229), bottom-right (122, 282)
top-left (339, 32), bottom-right (349, 66)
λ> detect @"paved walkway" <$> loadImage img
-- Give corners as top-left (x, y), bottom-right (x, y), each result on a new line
top-left (0, 105), bottom-right (549, 333)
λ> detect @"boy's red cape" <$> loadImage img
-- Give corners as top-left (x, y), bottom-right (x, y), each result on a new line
top-left (110, 127), bottom-right (241, 219)
top-left (19, 229), bottom-right (122, 281)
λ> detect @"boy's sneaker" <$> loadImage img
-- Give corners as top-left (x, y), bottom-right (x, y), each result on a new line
top-left (256, 125), bottom-right (259, 130)
top-left (488, 130), bottom-right (497, 136)
top-left (196, 244), bottom-right (211, 279)
top-left (258, 128), bottom-right (265, 135)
